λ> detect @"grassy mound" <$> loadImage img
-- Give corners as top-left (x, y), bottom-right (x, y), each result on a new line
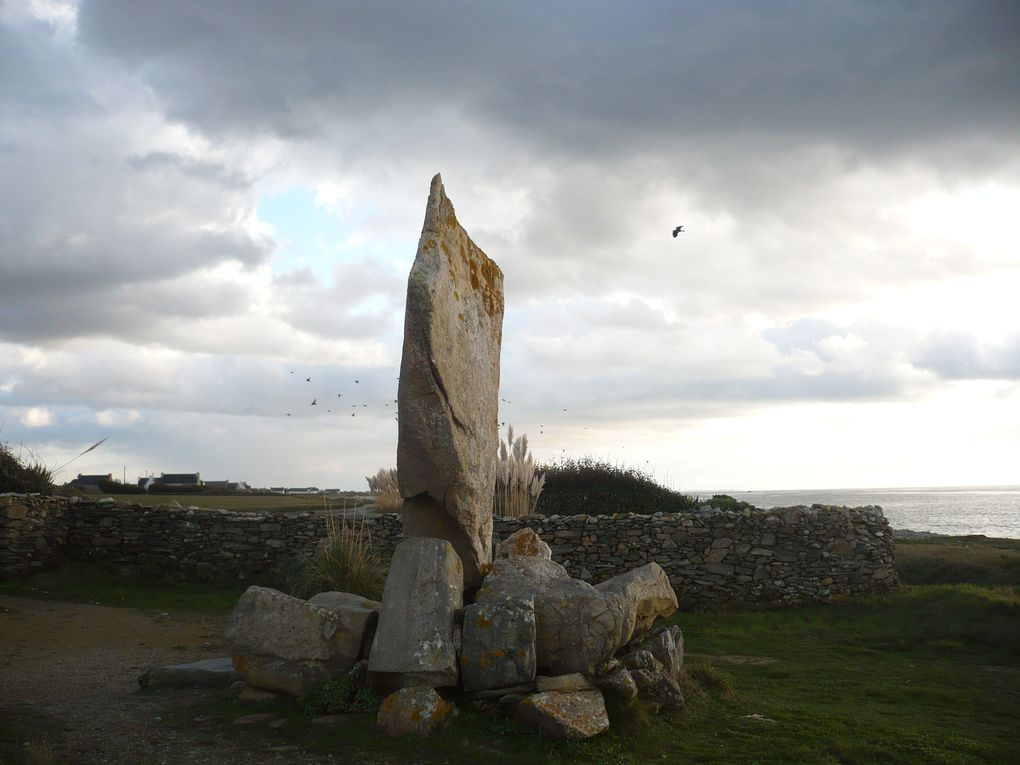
top-left (535, 457), bottom-right (699, 516)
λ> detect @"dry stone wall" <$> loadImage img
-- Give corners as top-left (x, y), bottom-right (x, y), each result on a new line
top-left (0, 496), bottom-right (897, 608)
top-left (0, 494), bottom-right (68, 577)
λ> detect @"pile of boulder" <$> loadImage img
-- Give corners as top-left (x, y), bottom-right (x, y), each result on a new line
top-left (222, 527), bottom-right (685, 739)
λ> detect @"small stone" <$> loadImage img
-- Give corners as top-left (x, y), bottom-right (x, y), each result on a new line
top-left (535, 674), bottom-right (594, 693)
top-left (461, 596), bottom-right (536, 693)
top-left (140, 657), bottom-right (238, 689)
top-left (376, 686), bottom-right (454, 737)
top-left (593, 669), bottom-right (638, 701)
top-left (516, 690), bottom-right (609, 740)
top-left (497, 528), bottom-right (552, 560)
top-left (238, 687), bottom-right (277, 703)
top-left (232, 713), bottom-right (278, 725)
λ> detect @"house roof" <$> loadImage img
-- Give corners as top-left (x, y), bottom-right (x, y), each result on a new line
top-left (159, 473), bottom-right (201, 484)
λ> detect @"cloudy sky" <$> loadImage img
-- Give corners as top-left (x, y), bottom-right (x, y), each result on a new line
top-left (2, 0), bottom-right (1018, 492)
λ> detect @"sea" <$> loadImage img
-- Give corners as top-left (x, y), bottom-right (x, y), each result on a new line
top-left (693, 485), bottom-right (1020, 539)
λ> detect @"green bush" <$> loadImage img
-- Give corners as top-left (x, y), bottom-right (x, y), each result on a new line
top-left (97, 479), bottom-right (140, 495)
top-left (705, 494), bottom-right (757, 512)
top-left (0, 442), bottom-right (54, 494)
top-left (534, 457), bottom-right (698, 516)
top-left (304, 675), bottom-right (380, 716)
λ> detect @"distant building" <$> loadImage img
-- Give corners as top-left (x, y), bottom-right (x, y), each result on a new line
top-left (67, 473), bottom-right (113, 492)
top-left (136, 476), bottom-right (156, 492)
top-left (159, 472), bottom-right (202, 487)
top-left (286, 487), bottom-right (321, 495)
top-left (269, 486), bottom-right (287, 494)
top-left (203, 480), bottom-right (252, 492)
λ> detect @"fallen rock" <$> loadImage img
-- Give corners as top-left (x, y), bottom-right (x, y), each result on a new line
top-left (368, 538), bottom-right (463, 693)
top-left (232, 713), bottom-right (278, 725)
top-left (497, 528), bottom-right (552, 560)
top-left (477, 556), bottom-right (629, 675)
top-left (237, 687), bottom-right (277, 703)
top-left (376, 686), bottom-right (454, 737)
top-left (535, 674), bottom-right (594, 693)
top-left (621, 649), bottom-right (664, 675)
top-left (461, 596), bottom-right (536, 692)
top-left (225, 586), bottom-right (375, 697)
top-left (592, 669), bottom-right (638, 701)
top-left (306, 591), bottom-right (381, 666)
top-left (631, 667), bottom-right (685, 711)
top-left (637, 624), bottom-right (684, 679)
top-left (397, 174), bottom-right (505, 588)
top-left (517, 690), bottom-right (610, 740)
top-left (139, 657), bottom-right (237, 689)
top-left (595, 562), bottom-right (678, 644)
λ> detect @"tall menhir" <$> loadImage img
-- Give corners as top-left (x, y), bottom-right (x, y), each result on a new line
top-left (397, 174), bottom-right (504, 588)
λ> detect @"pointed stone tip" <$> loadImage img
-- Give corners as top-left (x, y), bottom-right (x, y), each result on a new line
top-left (431, 173), bottom-right (444, 191)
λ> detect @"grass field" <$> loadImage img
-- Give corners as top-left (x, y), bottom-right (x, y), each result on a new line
top-left (2, 536), bottom-right (1018, 764)
top-left (78, 493), bottom-right (369, 514)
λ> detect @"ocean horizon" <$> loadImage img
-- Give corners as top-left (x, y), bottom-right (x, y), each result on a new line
top-left (688, 484), bottom-right (1020, 539)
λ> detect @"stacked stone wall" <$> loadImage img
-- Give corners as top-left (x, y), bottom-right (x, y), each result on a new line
top-left (0, 494), bottom-right (69, 578)
top-left (0, 496), bottom-right (897, 608)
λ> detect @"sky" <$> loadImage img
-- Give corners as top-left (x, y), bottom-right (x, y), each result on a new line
top-left (1, 0), bottom-right (1018, 492)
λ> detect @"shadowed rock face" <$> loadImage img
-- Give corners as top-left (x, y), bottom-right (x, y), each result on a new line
top-left (397, 173), bottom-right (505, 587)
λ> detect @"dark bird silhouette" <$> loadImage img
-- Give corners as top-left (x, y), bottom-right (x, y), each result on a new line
top-left (351, 412), bottom-right (356, 417)
top-left (355, 379), bottom-right (359, 384)
top-left (310, 398), bottom-right (317, 406)
top-left (305, 377), bottom-right (311, 382)
top-left (286, 413), bottom-right (291, 416)
top-left (327, 409), bottom-right (332, 413)
top-left (672, 225), bottom-right (685, 237)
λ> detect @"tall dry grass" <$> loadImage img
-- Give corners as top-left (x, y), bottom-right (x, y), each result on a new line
top-left (288, 500), bottom-right (385, 600)
top-left (365, 467), bottom-right (402, 512)
top-left (494, 425), bottom-right (546, 518)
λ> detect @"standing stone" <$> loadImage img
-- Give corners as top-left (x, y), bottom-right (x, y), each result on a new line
top-left (368, 538), bottom-right (464, 693)
top-left (398, 173), bottom-right (505, 588)
top-left (497, 528), bottom-right (553, 560)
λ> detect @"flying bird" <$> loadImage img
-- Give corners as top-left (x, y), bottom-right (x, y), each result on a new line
top-left (286, 413), bottom-right (291, 417)
top-left (310, 398), bottom-right (317, 406)
top-left (305, 377), bottom-right (311, 382)
top-left (672, 225), bottom-right (685, 237)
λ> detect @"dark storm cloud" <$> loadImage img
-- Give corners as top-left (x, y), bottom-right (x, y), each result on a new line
top-left (77, 0), bottom-right (1020, 159)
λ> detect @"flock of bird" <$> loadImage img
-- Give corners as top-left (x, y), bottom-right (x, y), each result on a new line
top-left (283, 371), bottom-right (399, 421)
top-left (282, 224), bottom-right (687, 453)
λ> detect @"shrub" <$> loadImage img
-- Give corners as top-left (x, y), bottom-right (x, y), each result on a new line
top-left (535, 456), bottom-right (698, 516)
top-left (494, 425), bottom-right (546, 518)
top-left (365, 467), bottom-right (401, 512)
top-left (706, 494), bottom-right (756, 512)
top-left (284, 509), bottom-right (385, 600)
top-left (0, 442), bottom-right (54, 494)
top-left (97, 478), bottom-right (140, 495)
top-left (304, 674), bottom-right (380, 716)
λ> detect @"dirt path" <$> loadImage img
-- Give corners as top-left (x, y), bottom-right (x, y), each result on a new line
top-left (0, 595), bottom-right (393, 765)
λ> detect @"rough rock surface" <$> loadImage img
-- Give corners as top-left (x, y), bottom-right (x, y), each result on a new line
top-left (224, 586), bottom-right (375, 697)
top-left (517, 690), bottom-right (610, 740)
top-left (139, 657), bottom-right (237, 689)
top-left (397, 173), bottom-right (505, 588)
top-left (306, 591), bottom-right (381, 666)
top-left (595, 562), bottom-right (678, 643)
top-left (376, 686), bottom-right (454, 737)
top-left (593, 669), bottom-right (638, 701)
top-left (631, 667), bottom-right (685, 711)
top-left (477, 556), bottom-right (629, 674)
top-left (637, 624), bottom-right (684, 679)
top-left (369, 538), bottom-right (464, 693)
top-left (461, 596), bottom-right (536, 692)
top-left (497, 528), bottom-right (552, 560)
top-left (536, 673), bottom-right (594, 693)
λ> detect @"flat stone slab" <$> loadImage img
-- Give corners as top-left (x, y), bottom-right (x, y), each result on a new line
top-left (139, 657), bottom-right (238, 689)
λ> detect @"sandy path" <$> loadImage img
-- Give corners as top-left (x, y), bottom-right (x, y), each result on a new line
top-left (0, 595), bottom-right (392, 764)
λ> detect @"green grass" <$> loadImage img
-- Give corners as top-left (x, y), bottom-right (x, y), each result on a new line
top-left (0, 560), bottom-right (245, 612)
top-left (73, 493), bottom-right (368, 514)
top-left (896, 535), bottom-right (1020, 586)
top-left (3, 538), bottom-right (1019, 763)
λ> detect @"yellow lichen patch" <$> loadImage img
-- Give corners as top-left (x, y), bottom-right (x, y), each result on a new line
top-left (447, 212), bottom-right (458, 228)
top-left (515, 648), bottom-right (527, 659)
top-left (233, 655), bottom-right (248, 673)
top-left (475, 615), bottom-right (493, 629)
top-left (460, 655), bottom-right (470, 666)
